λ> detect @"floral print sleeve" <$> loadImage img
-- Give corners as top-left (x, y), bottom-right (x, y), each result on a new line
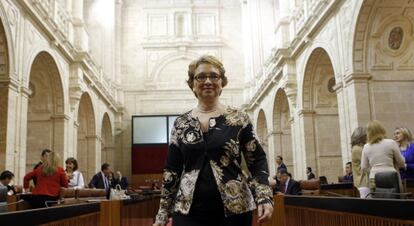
top-left (239, 117), bottom-right (273, 206)
top-left (155, 123), bottom-right (183, 225)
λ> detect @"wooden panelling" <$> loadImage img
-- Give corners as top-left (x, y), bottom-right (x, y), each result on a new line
top-left (40, 213), bottom-right (100, 226)
top-left (100, 200), bottom-right (121, 226)
top-left (121, 197), bottom-right (160, 226)
top-left (285, 206), bottom-right (414, 226)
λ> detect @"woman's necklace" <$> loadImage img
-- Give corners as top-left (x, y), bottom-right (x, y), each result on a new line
top-left (196, 106), bottom-right (218, 113)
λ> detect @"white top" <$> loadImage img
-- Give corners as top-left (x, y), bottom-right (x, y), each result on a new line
top-left (68, 170), bottom-right (85, 189)
top-left (361, 138), bottom-right (405, 179)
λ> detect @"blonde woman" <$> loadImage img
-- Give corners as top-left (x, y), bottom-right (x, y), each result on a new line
top-left (350, 127), bottom-right (369, 198)
top-left (394, 127), bottom-right (414, 179)
top-left (24, 151), bottom-right (68, 208)
top-left (361, 121), bottom-right (405, 192)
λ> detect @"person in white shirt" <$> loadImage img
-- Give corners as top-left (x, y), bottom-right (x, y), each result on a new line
top-left (65, 157), bottom-right (85, 189)
top-left (361, 120), bottom-right (405, 192)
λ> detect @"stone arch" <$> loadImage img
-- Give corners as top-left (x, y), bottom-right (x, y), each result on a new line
top-left (26, 51), bottom-right (66, 171)
top-left (0, 16), bottom-right (10, 171)
top-left (256, 109), bottom-right (269, 159)
top-left (301, 47), bottom-right (342, 182)
top-left (101, 113), bottom-right (114, 166)
top-left (149, 52), bottom-right (200, 89)
top-left (351, 0), bottom-right (414, 133)
top-left (272, 89), bottom-right (293, 174)
top-left (77, 92), bottom-right (97, 182)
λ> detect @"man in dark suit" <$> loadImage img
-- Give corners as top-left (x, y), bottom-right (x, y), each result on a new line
top-left (276, 155), bottom-right (287, 172)
top-left (276, 169), bottom-right (301, 195)
top-left (114, 171), bottom-right (128, 190)
top-left (307, 167), bottom-right (316, 180)
top-left (89, 163), bottom-right (112, 190)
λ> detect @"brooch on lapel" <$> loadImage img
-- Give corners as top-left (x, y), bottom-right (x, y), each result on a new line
top-left (186, 132), bottom-right (197, 143)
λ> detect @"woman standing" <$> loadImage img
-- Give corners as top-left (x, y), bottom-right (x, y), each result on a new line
top-left (394, 127), bottom-right (414, 179)
top-left (65, 157), bottom-right (85, 189)
top-left (24, 151), bottom-right (68, 208)
top-left (153, 55), bottom-right (273, 226)
top-left (350, 127), bottom-right (369, 198)
top-left (361, 121), bottom-right (405, 191)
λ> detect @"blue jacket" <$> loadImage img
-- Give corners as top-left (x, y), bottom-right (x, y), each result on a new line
top-left (401, 143), bottom-right (414, 179)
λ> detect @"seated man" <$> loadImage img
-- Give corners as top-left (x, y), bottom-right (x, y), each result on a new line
top-left (0, 170), bottom-right (16, 195)
top-left (276, 169), bottom-right (301, 195)
top-left (340, 162), bottom-right (353, 183)
top-left (89, 163), bottom-right (112, 190)
top-left (114, 171), bottom-right (128, 190)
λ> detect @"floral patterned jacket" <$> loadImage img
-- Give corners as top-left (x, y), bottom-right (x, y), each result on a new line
top-left (155, 107), bottom-right (273, 225)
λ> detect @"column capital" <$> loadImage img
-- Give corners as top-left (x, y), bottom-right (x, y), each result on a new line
top-left (344, 73), bottom-right (372, 85)
top-left (297, 109), bottom-right (315, 116)
top-left (0, 78), bottom-right (19, 92)
top-left (50, 114), bottom-right (71, 120)
top-left (269, 130), bottom-right (283, 135)
top-left (86, 135), bottom-right (102, 142)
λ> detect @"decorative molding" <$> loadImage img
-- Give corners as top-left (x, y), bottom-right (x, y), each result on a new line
top-left (344, 73), bottom-right (372, 85)
top-left (50, 114), bottom-right (70, 120)
top-left (297, 109), bottom-right (315, 116)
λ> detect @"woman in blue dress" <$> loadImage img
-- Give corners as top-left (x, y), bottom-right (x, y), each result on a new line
top-left (394, 127), bottom-right (414, 179)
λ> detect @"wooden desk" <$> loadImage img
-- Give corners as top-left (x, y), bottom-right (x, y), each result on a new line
top-left (255, 195), bottom-right (414, 226)
top-left (0, 202), bottom-right (100, 225)
top-left (101, 195), bottom-right (160, 226)
top-left (320, 183), bottom-right (357, 197)
top-left (0, 195), bottom-right (160, 226)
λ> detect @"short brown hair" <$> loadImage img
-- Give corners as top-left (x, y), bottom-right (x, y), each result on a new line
top-left (186, 55), bottom-right (228, 95)
top-left (351, 126), bottom-right (367, 147)
top-left (65, 157), bottom-right (79, 171)
top-left (367, 120), bottom-right (386, 144)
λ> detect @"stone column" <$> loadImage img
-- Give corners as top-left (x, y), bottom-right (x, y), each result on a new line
top-left (71, 0), bottom-right (88, 51)
top-left (344, 73), bottom-right (372, 128)
top-left (86, 135), bottom-right (101, 182)
top-left (298, 109), bottom-right (317, 177)
top-left (8, 82), bottom-right (29, 184)
top-left (0, 79), bottom-right (19, 175)
top-left (335, 82), bottom-right (351, 165)
top-left (51, 114), bottom-right (70, 162)
top-left (290, 116), bottom-right (305, 179)
top-left (267, 130), bottom-right (279, 176)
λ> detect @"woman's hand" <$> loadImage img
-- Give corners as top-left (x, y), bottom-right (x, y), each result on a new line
top-left (257, 203), bottom-right (273, 223)
top-left (152, 224), bottom-right (163, 226)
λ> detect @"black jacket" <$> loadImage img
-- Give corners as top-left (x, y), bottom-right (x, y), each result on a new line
top-left (113, 177), bottom-right (128, 190)
top-left (155, 107), bottom-right (273, 225)
top-left (88, 172), bottom-right (109, 189)
top-left (278, 178), bottom-right (301, 195)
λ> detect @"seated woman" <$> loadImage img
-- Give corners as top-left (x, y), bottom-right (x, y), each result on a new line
top-left (65, 157), bottom-right (85, 189)
top-left (24, 151), bottom-right (68, 208)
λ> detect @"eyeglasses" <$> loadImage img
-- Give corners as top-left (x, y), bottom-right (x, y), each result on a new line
top-left (194, 73), bottom-right (221, 82)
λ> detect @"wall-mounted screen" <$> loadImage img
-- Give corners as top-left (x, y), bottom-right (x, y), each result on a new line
top-left (132, 116), bottom-right (167, 144)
